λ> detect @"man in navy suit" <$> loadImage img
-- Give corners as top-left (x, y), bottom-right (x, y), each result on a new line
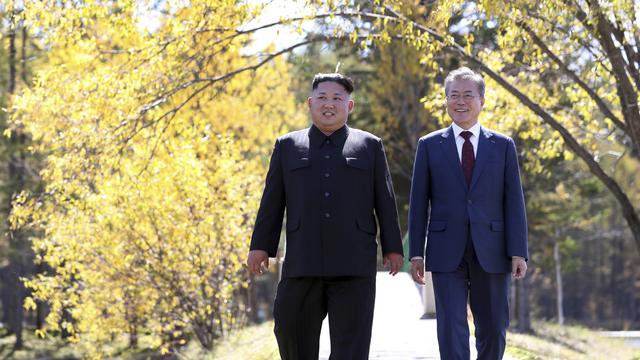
top-left (248, 73), bottom-right (404, 359)
top-left (408, 67), bottom-right (528, 360)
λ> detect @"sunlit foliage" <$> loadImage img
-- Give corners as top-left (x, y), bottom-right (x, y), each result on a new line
top-left (7, 0), bottom-right (304, 355)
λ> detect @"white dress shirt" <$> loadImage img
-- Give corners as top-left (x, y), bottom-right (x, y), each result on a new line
top-left (452, 122), bottom-right (480, 161)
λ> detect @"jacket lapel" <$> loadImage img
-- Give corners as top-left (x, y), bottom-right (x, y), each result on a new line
top-left (469, 126), bottom-right (495, 190)
top-left (439, 126), bottom-right (468, 190)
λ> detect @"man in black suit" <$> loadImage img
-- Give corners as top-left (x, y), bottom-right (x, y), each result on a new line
top-left (247, 73), bottom-right (404, 360)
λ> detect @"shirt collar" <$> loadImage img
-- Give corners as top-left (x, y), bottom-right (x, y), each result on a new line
top-left (309, 124), bottom-right (349, 148)
top-left (452, 122), bottom-right (481, 139)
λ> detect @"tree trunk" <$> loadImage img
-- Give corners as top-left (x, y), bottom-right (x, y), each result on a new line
top-left (610, 234), bottom-right (623, 328)
top-left (60, 305), bottom-right (73, 339)
top-left (128, 322), bottom-right (138, 348)
top-left (6, 10), bottom-right (25, 350)
top-left (35, 262), bottom-right (49, 330)
top-left (7, 263), bottom-right (24, 349)
top-left (21, 26), bottom-right (27, 83)
top-left (36, 299), bottom-right (48, 330)
top-left (0, 266), bottom-right (9, 328)
top-left (554, 232), bottom-right (564, 326)
top-left (8, 11), bottom-right (16, 94)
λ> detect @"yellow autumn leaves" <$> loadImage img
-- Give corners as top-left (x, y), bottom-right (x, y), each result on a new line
top-left (8, 0), bottom-right (304, 356)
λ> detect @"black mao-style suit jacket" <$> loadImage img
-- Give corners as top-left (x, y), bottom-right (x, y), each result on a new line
top-left (250, 125), bottom-right (403, 278)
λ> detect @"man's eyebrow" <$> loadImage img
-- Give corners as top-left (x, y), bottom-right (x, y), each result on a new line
top-left (315, 91), bottom-right (347, 96)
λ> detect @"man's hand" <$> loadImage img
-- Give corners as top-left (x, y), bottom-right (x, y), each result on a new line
top-left (247, 250), bottom-right (269, 275)
top-left (410, 258), bottom-right (425, 285)
top-left (383, 252), bottom-right (403, 276)
top-left (512, 256), bottom-right (527, 280)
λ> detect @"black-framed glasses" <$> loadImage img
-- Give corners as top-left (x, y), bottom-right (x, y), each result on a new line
top-left (447, 94), bottom-right (478, 102)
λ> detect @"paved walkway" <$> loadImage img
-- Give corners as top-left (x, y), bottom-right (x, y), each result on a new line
top-left (318, 272), bottom-right (482, 359)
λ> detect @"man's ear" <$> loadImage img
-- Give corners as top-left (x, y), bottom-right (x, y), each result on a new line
top-left (308, 97), bottom-right (313, 109)
top-left (348, 99), bottom-right (354, 113)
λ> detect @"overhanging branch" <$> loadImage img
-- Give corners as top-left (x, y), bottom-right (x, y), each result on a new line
top-left (519, 21), bottom-right (629, 136)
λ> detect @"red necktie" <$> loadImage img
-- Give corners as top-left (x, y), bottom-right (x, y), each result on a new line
top-left (460, 131), bottom-right (474, 187)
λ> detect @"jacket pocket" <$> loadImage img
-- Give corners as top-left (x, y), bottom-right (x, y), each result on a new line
top-left (286, 217), bottom-right (300, 232)
top-left (288, 157), bottom-right (310, 171)
top-left (490, 221), bottom-right (504, 232)
top-left (345, 157), bottom-right (368, 170)
top-left (356, 217), bottom-right (377, 235)
top-left (428, 221), bottom-right (447, 232)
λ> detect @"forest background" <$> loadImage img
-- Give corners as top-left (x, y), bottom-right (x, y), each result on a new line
top-left (0, 0), bottom-right (638, 358)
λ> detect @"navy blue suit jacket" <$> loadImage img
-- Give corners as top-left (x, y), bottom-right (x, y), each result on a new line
top-left (408, 126), bottom-right (528, 273)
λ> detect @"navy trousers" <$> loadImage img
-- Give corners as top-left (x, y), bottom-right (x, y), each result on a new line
top-left (432, 242), bottom-right (510, 360)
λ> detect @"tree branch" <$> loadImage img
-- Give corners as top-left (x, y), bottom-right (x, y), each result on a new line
top-left (373, 5), bottom-right (640, 254)
top-left (611, 11), bottom-right (640, 91)
top-left (573, 0), bottom-right (640, 154)
top-left (519, 21), bottom-right (628, 135)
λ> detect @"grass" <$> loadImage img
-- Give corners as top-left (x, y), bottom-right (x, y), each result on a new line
top-left (1, 321), bottom-right (637, 359)
top-left (0, 328), bottom-right (81, 360)
top-left (505, 321), bottom-right (640, 360)
top-left (208, 321), bottom-right (279, 360)
top-left (213, 320), bottom-right (640, 360)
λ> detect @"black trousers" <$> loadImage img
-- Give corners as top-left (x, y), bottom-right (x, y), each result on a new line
top-left (273, 276), bottom-right (376, 360)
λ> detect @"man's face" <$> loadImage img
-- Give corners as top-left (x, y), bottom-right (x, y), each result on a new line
top-left (308, 81), bottom-right (354, 134)
top-left (446, 79), bottom-right (484, 129)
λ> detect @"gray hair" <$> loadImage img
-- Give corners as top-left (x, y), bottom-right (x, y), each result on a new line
top-left (444, 67), bottom-right (485, 98)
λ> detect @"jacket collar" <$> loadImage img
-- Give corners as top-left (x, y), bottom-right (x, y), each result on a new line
top-left (309, 124), bottom-right (349, 148)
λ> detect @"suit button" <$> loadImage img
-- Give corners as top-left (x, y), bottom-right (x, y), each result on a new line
top-left (324, 192), bottom-right (330, 197)
top-left (325, 139), bottom-right (331, 144)
top-left (324, 154), bottom-right (331, 159)
top-left (468, 199), bottom-right (472, 204)
top-left (324, 173), bottom-right (330, 178)
top-left (324, 212), bottom-right (331, 218)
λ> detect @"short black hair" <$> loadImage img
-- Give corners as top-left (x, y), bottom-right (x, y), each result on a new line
top-left (311, 73), bottom-right (354, 94)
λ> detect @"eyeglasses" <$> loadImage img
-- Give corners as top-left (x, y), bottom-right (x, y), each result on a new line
top-left (447, 94), bottom-right (479, 102)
